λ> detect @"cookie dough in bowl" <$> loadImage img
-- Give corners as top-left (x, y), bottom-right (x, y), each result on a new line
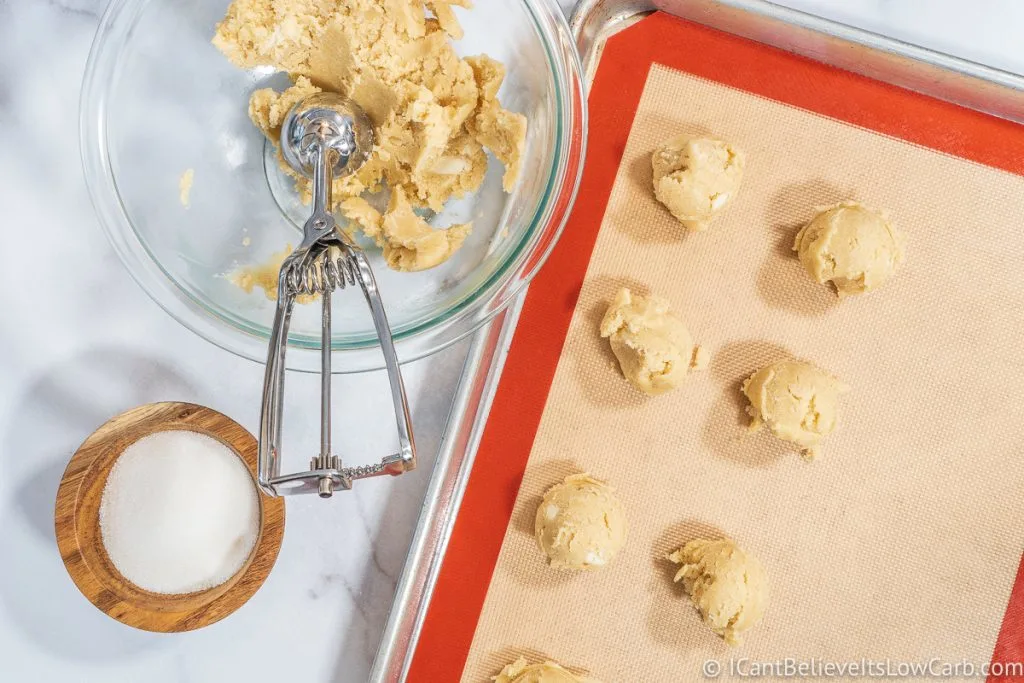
top-left (742, 360), bottom-right (849, 460)
top-left (81, 0), bottom-right (586, 372)
top-left (215, 0), bottom-right (527, 276)
top-left (534, 474), bottom-right (627, 571)
top-left (793, 201), bottom-right (905, 297)
top-left (652, 135), bottom-right (745, 231)
top-left (599, 288), bottom-right (707, 396)
top-left (494, 657), bottom-right (593, 683)
top-left (669, 538), bottom-right (768, 646)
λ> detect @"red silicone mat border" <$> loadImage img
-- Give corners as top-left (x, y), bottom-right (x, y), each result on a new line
top-left (407, 12), bottom-right (1024, 681)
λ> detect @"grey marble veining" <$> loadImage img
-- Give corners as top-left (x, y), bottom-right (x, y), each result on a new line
top-left (0, 1), bottom-right (1021, 682)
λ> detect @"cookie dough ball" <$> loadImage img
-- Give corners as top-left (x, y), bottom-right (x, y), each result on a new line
top-left (652, 135), bottom-right (745, 231)
top-left (493, 657), bottom-right (588, 683)
top-left (793, 201), bottom-right (904, 297)
top-left (669, 538), bottom-right (768, 646)
top-left (742, 360), bottom-right (849, 460)
top-left (535, 474), bottom-right (627, 571)
top-left (599, 288), bottom-right (707, 396)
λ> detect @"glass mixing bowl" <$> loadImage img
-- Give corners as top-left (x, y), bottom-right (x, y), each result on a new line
top-left (82, 0), bottom-right (586, 372)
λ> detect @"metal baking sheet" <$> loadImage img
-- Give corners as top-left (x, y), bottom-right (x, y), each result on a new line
top-left (370, 2), bottom-right (1024, 680)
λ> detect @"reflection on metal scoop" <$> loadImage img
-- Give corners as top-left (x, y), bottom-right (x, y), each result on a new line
top-left (280, 92), bottom-right (374, 180)
top-left (257, 93), bottom-right (415, 499)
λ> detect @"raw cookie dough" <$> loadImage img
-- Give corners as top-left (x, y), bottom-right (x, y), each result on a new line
top-left (742, 360), bottom-right (849, 460)
top-left (494, 657), bottom-right (589, 683)
top-left (178, 169), bottom-right (194, 208)
top-left (228, 245), bottom-right (292, 301)
top-left (599, 288), bottom-right (707, 396)
top-left (534, 474), bottom-right (627, 571)
top-left (652, 135), bottom-right (745, 231)
top-left (668, 538), bottom-right (768, 646)
top-left (341, 187), bottom-right (470, 272)
top-left (214, 0), bottom-right (527, 273)
top-left (793, 201), bottom-right (905, 297)
top-left (228, 245), bottom-right (317, 304)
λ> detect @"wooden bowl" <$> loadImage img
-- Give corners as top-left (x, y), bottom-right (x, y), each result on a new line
top-left (54, 402), bottom-right (285, 632)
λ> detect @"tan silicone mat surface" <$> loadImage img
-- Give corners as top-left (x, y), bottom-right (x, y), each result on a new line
top-left (459, 63), bottom-right (1024, 682)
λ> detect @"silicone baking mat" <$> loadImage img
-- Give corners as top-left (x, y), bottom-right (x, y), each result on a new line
top-left (409, 12), bottom-right (1024, 682)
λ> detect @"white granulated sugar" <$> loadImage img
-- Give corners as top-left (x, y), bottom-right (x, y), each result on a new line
top-left (99, 430), bottom-right (260, 595)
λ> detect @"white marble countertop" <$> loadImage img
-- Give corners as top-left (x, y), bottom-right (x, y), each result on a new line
top-left (1, 1), bottom-right (1021, 681)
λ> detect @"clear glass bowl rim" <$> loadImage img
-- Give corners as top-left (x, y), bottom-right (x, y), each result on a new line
top-left (80, 0), bottom-right (588, 373)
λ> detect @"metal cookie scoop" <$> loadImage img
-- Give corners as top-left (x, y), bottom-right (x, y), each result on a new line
top-left (258, 93), bottom-right (415, 498)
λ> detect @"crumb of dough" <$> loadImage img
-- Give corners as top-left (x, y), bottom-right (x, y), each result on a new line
top-left (213, 0), bottom-right (527, 272)
top-left (493, 657), bottom-right (594, 683)
top-left (668, 538), bottom-right (768, 646)
top-left (340, 187), bottom-right (471, 272)
top-left (652, 136), bottom-right (744, 231)
top-left (794, 201), bottom-right (905, 297)
top-left (229, 245), bottom-right (291, 300)
top-left (228, 245), bottom-right (316, 303)
top-left (599, 288), bottom-right (705, 396)
top-left (742, 360), bottom-right (849, 460)
top-left (534, 474), bottom-right (627, 571)
top-left (242, 235), bottom-right (252, 247)
top-left (179, 169), bottom-right (194, 208)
